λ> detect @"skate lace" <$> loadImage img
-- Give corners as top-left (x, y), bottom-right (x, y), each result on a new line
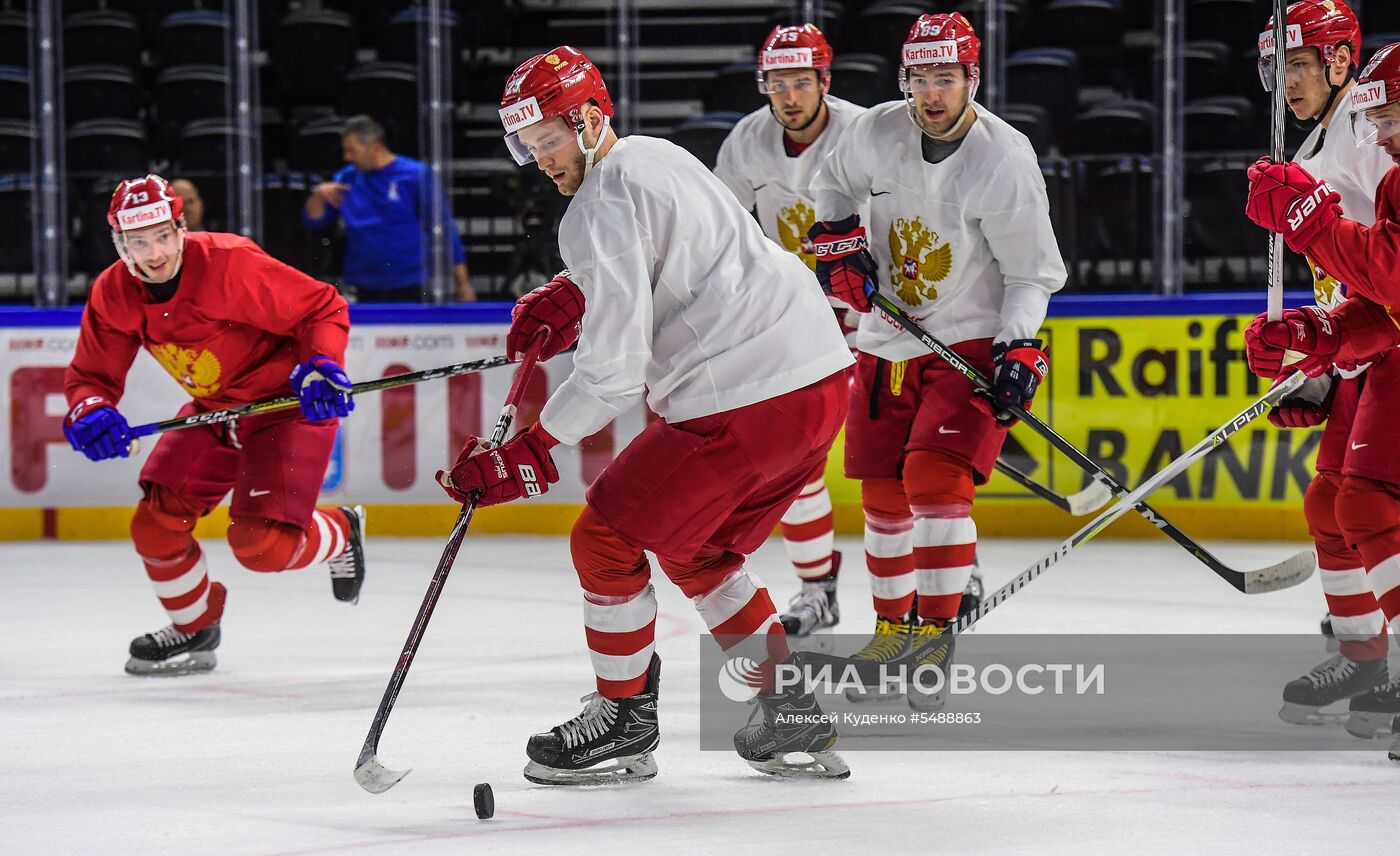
top-left (328, 550), bottom-right (358, 579)
top-left (852, 618), bottom-right (908, 662)
top-left (785, 584), bottom-right (834, 624)
top-left (557, 693), bottom-right (619, 748)
top-left (1306, 654), bottom-right (1358, 689)
top-left (150, 625), bottom-right (191, 647)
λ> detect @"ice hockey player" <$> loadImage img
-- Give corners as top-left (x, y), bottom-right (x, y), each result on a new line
top-left (1252, 0), bottom-right (1394, 727)
top-left (64, 174), bottom-right (366, 676)
top-left (437, 46), bottom-right (853, 784)
top-left (1244, 39), bottom-right (1400, 751)
top-left (806, 12), bottom-right (1065, 709)
top-left (712, 23), bottom-right (866, 640)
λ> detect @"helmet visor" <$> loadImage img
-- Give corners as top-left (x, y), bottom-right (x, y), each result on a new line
top-left (1257, 24), bottom-right (1304, 91)
top-left (1352, 106), bottom-right (1400, 147)
top-left (501, 115), bottom-right (576, 167)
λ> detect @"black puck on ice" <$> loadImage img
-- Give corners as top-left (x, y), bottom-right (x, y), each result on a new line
top-left (473, 782), bottom-right (495, 819)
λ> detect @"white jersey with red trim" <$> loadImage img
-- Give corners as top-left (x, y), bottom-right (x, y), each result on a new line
top-left (714, 96), bottom-right (868, 272)
top-left (541, 135), bottom-right (854, 447)
top-left (811, 101), bottom-right (1066, 361)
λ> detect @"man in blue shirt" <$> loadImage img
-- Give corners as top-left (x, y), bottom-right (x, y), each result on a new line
top-left (303, 115), bottom-right (476, 302)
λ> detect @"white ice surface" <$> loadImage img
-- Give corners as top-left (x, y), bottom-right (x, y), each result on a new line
top-left (0, 535), bottom-right (1391, 855)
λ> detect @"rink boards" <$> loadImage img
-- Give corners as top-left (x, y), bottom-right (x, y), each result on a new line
top-left (0, 294), bottom-right (1318, 541)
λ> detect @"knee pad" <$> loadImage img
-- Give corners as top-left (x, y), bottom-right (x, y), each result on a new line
top-left (227, 516), bottom-right (304, 573)
top-left (571, 505), bottom-right (650, 597)
top-left (1336, 476), bottom-right (1400, 552)
top-left (903, 450), bottom-right (974, 517)
top-left (1303, 472), bottom-right (1345, 544)
top-left (130, 484), bottom-right (202, 560)
top-left (861, 478), bottom-right (910, 521)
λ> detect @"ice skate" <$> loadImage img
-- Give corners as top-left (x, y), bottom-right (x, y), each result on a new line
top-left (907, 620), bottom-right (956, 712)
top-left (328, 504), bottom-right (366, 603)
top-left (523, 654), bottom-right (661, 786)
top-left (1279, 653), bottom-right (1386, 725)
top-left (844, 615), bottom-right (912, 703)
top-left (1346, 672), bottom-right (1400, 739)
top-left (780, 553), bottom-right (841, 653)
top-left (125, 621), bottom-right (221, 676)
top-left (734, 683), bottom-right (850, 779)
top-left (958, 557), bottom-right (984, 626)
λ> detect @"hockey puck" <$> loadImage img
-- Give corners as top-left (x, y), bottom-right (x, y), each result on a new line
top-left (473, 782), bottom-right (495, 819)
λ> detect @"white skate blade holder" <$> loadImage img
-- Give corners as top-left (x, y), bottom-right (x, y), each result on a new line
top-left (124, 651), bottom-right (217, 676)
top-left (522, 752), bottom-right (658, 786)
top-left (745, 751), bottom-right (851, 780)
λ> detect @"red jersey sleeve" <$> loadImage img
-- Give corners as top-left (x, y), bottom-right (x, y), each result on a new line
top-left (1306, 167), bottom-right (1400, 307)
top-left (222, 242), bottom-right (350, 364)
top-left (64, 267), bottom-right (144, 408)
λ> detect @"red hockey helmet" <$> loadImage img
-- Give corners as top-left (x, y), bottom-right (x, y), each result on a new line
top-left (1351, 42), bottom-right (1400, 147)
top-left (107, 174), bottom-right (187, 281)
top-left (499, 46), bottom-right (614, 167)
top-left (755, 24), bottom-right (833, 94)
top-left (1258, 0), bottom-right (1361, 91)
top-left (899, 13), bottom-right (981, 140)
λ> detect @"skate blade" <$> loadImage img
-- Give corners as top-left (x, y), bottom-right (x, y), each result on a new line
top-left (124, 651), bottom-right (217, 676)
top-left (1278, 701), bottom-right (1349, 727)
top-left (1344, 711), bottom-right (1399, 740)
top-left (522, 752), bottom-right (658, 787)
top-left (845, 686), bottom-right (903, 704)
top-left (907, 688), bottom-right (948, 713)
top-left (744, 750), bottom-right (851, 780)
top-left (1388, 736), bottom-right (1400, 762)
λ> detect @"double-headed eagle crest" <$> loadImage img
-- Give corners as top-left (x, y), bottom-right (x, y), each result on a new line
top-left (150, 343), bottom-right (223, 397)
top-left (888, 217), bottom-right (952, 306)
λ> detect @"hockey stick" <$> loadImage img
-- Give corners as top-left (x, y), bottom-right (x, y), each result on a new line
top-left (354, 336), bottom-right (546, 795)
top-left (1267, 0), bottom-right (1288, 325)
top-left (951, 371), bottom-right (1310, 634)
top-left (992, 458), bottom-right (1113, 516)
top-left (127, 354), bottom-right (511, 439)
top-left (868, 291), bottom-right (1314, 594)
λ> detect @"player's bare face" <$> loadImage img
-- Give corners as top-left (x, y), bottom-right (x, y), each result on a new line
top-left (124, 224), bottom-right (182, 283)
top-left (1282, 48), bottom-right (1332, 121)
top-left (908, 66), bottom-right (969, 137)
top-left (519, 117), bottom-right (588, 196)
top-left (765, 70), bottom-right (824, 130)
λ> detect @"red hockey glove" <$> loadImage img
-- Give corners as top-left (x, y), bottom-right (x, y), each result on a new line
top-left (1244, 158), bottom-right (1342, 254)
top-left (507, 274), bottom-right (584, 362)
top-left (435, 423), bottom-right (559, 507)
top-left (809, 216), bottom-right (878, 313)
top-left (973, 339), bottom-right (1048, 425)
top-left (1244, 307), bottom-right (1340, 378)
top-left (1268, 373), bottom-right (1336, 429)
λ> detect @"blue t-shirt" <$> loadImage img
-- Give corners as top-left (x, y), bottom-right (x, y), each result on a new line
top-left (302, 155), bottom-right (467, 290)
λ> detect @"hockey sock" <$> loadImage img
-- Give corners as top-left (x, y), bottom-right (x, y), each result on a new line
top-left (692, 566), bottom-right (787, 694)
top-left (226, 508), bottom-right (350, 572)
top-left (1307, 473), bottom-right (1386, 659)
top-left (862, 478), bottom-right (914, 620)
top-left (572, 504), bottom-right (658, 698)
top-left (906, 450), bottom-right (976, 624)
top-left (1337, 475), bottom-right (1400, 632)
top-left (780, 476), bottom-right (836, 580)
top-left (131, 485), bottom-right (223, 633)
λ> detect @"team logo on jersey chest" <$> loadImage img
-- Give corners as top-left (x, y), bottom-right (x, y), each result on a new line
top-left (887, 217), bottom-right (952, 306)
top-left (150, 343), bottom-right (223, 397)
top-left (776, 199), bottom-right (818, 271)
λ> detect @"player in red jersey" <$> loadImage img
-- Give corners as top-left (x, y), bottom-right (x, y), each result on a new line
top-left (1244, 42), bottom-right (1400, 747)
top-left (64, 174), bottom-right (367, 676)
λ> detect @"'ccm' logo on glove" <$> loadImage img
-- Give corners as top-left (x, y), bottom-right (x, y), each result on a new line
top-left (813, 235), bottom-right (868, 257)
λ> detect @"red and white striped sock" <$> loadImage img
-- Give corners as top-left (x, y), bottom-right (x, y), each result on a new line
top-left (780, 478), bottom-right (836, 579)
top-left (912, 512), bottom-right (976, 623)
top-left (866, 509), bottom-right (914, 620)
top-left (285, 507), bottom-right (351, 570)
top-left (584, 584), bottom-right (658, 699)
top-left (144, 542), bottom-right (224, 633)
top-left (694, 569), bottom-right (788, 692)
top-left (1317, 540), bottom-right (1387, 659)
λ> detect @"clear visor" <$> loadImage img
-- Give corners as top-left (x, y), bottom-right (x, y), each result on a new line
top-left (899, 64), bottom-right (971, 95)
top-left (1257, 52), bottom-right (1320, 92)
top-left (112, 221), bottom-right (184, 279)
top-left (1352, 106), bottom-right (1400, 147)
top-left (503, 116), bottom-right (578, 166)
top-left (757, 70), bottom-right (824, 95)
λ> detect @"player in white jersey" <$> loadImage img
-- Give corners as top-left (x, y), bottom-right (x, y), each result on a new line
top-left (806, 12), bottom-right (1065, 709)
top-left (713, 24), bottom-right (867, 639)
top-left (1252, 0), bottom-right (1398, 728)
top-left (439, 46), bottom-right (854, 784)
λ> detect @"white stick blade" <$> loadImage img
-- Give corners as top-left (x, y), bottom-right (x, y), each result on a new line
top-left (1243, 550), bottom-right (1315, 594)
top-left (1066, 481), bottom-right (1114, 516)
top-left (354, 756), bottom-right (410, 794)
